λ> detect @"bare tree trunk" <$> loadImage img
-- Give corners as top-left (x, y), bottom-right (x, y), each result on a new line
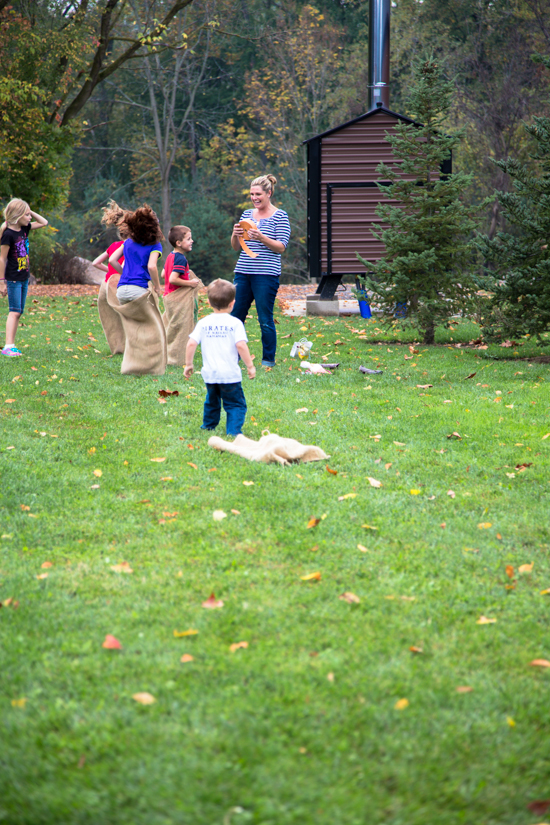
top-left (488, 197), bottom-right (500, 240)
top-left (423, 323), bottom-right (435, 345)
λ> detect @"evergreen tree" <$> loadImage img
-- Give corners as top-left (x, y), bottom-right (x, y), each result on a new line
top-left (477, 83), bottom-right (550, 341)
top-left (357, 57), bottom-right (477, 345)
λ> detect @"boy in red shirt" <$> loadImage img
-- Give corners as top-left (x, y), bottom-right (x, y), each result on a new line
top-left (162, 225), bottom-right (200, 296)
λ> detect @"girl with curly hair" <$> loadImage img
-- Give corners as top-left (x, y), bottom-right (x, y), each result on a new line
top-left (109, 204), bottom-right (164, 303)
top-left (92, 200), bottom-right (131, 281)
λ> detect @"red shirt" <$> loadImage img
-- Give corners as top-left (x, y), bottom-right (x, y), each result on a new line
top-left (105, 240), bottom-right (124, 282)
top-left (163, 251), bottom-right (190, 296)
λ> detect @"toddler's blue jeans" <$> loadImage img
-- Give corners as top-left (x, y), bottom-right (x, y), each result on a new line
top-left (201, 382), bottom-right (247, 436)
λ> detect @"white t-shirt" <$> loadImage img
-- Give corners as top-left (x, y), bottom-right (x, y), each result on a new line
top-left (189, 313), bottom-right (247, 384)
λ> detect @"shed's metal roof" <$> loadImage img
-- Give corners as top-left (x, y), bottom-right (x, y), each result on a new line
top-left (302, 106), bottom-right (417, 144)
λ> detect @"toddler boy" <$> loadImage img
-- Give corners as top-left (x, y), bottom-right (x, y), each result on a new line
top-left (162, 225), bottom-right (200, 295)
top-left (184, 279), bottom-right (255, 436)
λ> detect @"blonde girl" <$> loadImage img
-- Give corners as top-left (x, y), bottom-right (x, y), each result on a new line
top-left (0, 198), bottom-right (48, 356)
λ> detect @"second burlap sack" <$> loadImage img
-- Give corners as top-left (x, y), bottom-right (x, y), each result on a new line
top-left (107, 282), bottom-right (167, 375)
top-left (98, 275), bottom-right (125, 355)
top-left (162, 273), bottom-right (203, 366)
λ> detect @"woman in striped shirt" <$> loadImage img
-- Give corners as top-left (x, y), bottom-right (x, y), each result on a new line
top-left (231, 174), bottom-right (291, 367)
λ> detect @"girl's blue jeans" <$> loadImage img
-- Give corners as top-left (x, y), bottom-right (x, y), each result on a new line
top-left (231, 272), bottom-right (279, 364)
top-left (6, 279), bottom-right (29, 314)
top-left (201, 382), bottom-right (247, 436)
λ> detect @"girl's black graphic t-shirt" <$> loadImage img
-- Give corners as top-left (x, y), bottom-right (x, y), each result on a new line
top-left (1, 224), bottom-right (31, 281)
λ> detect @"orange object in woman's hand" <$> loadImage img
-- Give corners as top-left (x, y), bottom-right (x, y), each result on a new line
top-left (238, 219), bottom-right (259, 259)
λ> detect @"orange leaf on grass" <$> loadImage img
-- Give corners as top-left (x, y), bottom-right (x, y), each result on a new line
top-left (180, 654), bottom-right (194, 663)
top-left (202, 592), bottom-right (224, 609)
top-left (41, 561), bottom-right (53, 569)
top-left (339, 591), bottom-right (360, 604)
top-left (187, 462), bottom-right (198, 469)
top-left (162, 511), bottom-right (178, 518)
top-left (102, 634), bottom-right (122, 649)
top-left (229, 641), bottom-right (249, 652)
top-left (36, 573), bottom-right (48, 580)
top-left (478, 522), bottom-right (492, 529)
top-left (529, 659), bottom-right (550, 668)
top-left (394, 698), bottom-right (409, 710)
top-left (519, 562), bottom-right (534, 573)
top-left (93, 469), bottom-right (102, 477)
top-left (456, 686), bottom-right (474, 693)
top-left (477, 615), bottom-right (497, 624)
top-left (409, 646), bottom-right (423, 654)
top-left (326, 465), bottom-right (338, 475)
top-left (150, 457), bottom-right (166, 463)
top-left (111, 562), bottom-right (133, 573)
top-left (20, 504), bottom-right (30, 511)
top-left (307, 517), bottom-right (320, 529)
top-left (301, 571), bottom-right (321, 582)
top-left (231, 509), bottom-right (241, 515)
top-left (132, 692), bottom-right (156, 705)
top-left (505, 565), bottom-right (515, 579)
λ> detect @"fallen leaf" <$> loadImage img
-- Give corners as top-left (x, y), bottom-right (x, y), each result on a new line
top-left (111, 562), bottom-right (133, 573)
top-left (506, 472), bottom-right (516, 479)
top-left (476, 615), bottom-right (497, 624)
top-left (527, 801), bottom-right (550, 816)
top-left (530, 659), bottom-right (550, 668)
top-left (326, 465), bottom-right (338, 475)
top-left (151, 457), bottom-right (166, 463)
top-left (102, 634), bottom-right (122, 649)
top-left (516, 462), bottom-right (533, 471)
top-left (409, 345), bottom-right (419, 354)
top-left (307, 517), bottom-right (320, 529)
top-left (11, 698), bottom-right (27, 708)
top-left (456, 686), bottom-right (474, 693)
top-left (2, 597), bottom-right (13, 606)
top-left (338, 492), bottom-right (357, 500)
top-left (362, 524), bottom-right (378, 530)
top-left (519, 562), bottom-right (534, 574)
top-left (366, 477), bottom-right (382, 488)
top-left (542, 434), bottom-right (550, 440)
top-left (132, 692), bottom-right (156, 705)
top-left (416, 384), bottom-right (433, 389)
top-left (339, 591), bottom-right (360, 604)
top-left (229, 641), bottom-right (249, 652)
top-left (394, 698), bottom-right (409, 710)
top-left (393, 441), bottom-right (405, 446)
top-left (301, 571), bottom-right (321, 581)
top-left (410, 489), bottom-right (421, 495)
top-left (505, 565), bottom-right (515, 579)
top-left (158, 389), bottom-right (180, 397)
top-left (90, 484), bottom-right (100, 490)
top-left (385, 462), bottom-right (392, 470)
top-left (327, 672), bottom-right (335, 682)
top-left (477, 522), bottom-right (492, 529)
top-left (202, 592), bottom-right (224, 608)
top-left (242, 481), bottom-right (254, 486)
top-left (162, 511), bottom-right (178, 518)
top-left (231, 509), bottom-right (241, 515)
top-left (212, 510), bottom-right (227, 521)
top-left (173, 629), bottom-right (198, 637)
top-left (180, 654), bottom-right (194, 663)
top-left (464, 372), bottom-right (477, 380)
top-left (20, 504), bottom-right (30, 511)
top-left (447, 490), bottom-right (456, 498)
top-left (507, 716), bottom-right (516, 727)
top-left (4, 399), bottom-right (16, 404)
top-left (93, 469), bottom-right (102, 477)
top-left (36, 573), bottom-right (48, 580)
top-left (41, 561), bottom-right (53, 569)
top-left (295, 407), bottom-right (308, 413)
top-left (409, 646), bottom-right (423, 654)
top-left (357, 544), bottom-right (369, 552)
top-left (160, 477), bottom-right (173, 481)
top-left (447, 431), bottom-right (462, 440)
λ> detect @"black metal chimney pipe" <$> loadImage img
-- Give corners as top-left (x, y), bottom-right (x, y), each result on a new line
top-left (368, 0), bottom-right (390, 110)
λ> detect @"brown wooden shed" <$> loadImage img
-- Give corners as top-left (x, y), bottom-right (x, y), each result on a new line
top-left (304, 105), bottom-right (416, 299)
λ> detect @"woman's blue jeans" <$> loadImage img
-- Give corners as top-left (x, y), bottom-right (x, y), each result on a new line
top-left (201, 382), bottom-right (247, 436)
top-left (231, 272), bottom-right (279, 364)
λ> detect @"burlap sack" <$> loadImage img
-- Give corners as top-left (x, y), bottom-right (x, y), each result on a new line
top-left (162, 273), bottom-right (203, 366)
top-left (107, 282), bottom-right (167, 375)
top-left (98, 276), bottom-right (125, 355)
top-left (208, 433), bottom-right (329, 466)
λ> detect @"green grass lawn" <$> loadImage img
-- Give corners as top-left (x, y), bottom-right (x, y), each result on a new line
top-left (1, 294), bottom-right (550, 825)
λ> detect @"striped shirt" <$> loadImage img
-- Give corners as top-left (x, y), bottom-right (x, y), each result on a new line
top-left (234, 208), bottom-right (291, 277)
